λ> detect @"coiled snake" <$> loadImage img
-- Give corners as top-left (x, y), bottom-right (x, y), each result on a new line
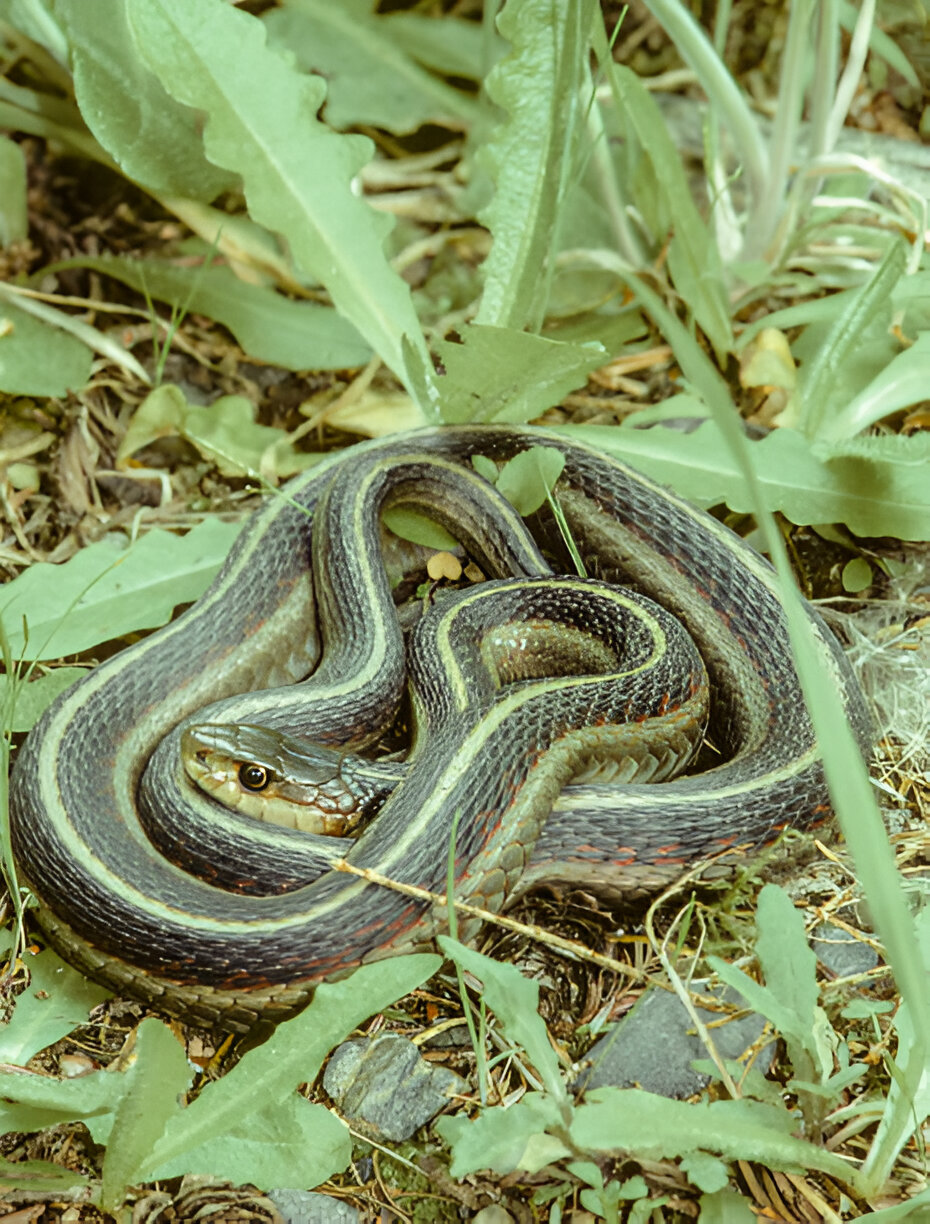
top-left (9, 426), bottom-right (871, 1032)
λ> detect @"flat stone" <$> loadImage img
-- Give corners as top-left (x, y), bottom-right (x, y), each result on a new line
top-left (267, 1190), bottom-right (359, 1224)
top-left (323, 1032), bottom-right (465, 1142)
top-left (810, 921), bottom-right (879, 978)
top-left (577, 982), bottom-right (773, 1099)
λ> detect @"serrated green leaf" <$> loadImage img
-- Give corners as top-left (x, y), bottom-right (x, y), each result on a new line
top-left (569, 1089), bottom-right (853, 1183)
top-left (0, 667), bottom-right (88, 732)
top-left (118, 385), bottom-right (318, 480)
top-left (824, 331), bottom-right (930, 441)
top-left (438, 937), bottom-right (566, 1104)
top-left (0, 935), bottom-right (110, 1065)
top-left (149, 1094), bottom-right (349, 1189)
top-left (755, 885), bottom-right (819, 1036)
top-left (436, 1090), bottom-right (568, 1176)
top-left (554, 422), bottom-right (930, 541)
top-left (796, 239), bottom-right (908, 437)
top-left (100, 1019), bottom-right (191, 1210)
top-left (264, 0), bottom-right (478, 134)
top-left (384, 9), bottom-right (501, 80)
top-left (140, 954), bottom-right (440, 1176)
top-left (605, 64), bottom-right (732, 358)
top-left (0, 1156), bottom-right (89, 1195)
top-left (0, 300), bottom-right (93, 396)
top-left (47, 253), bottom-right (372, 370)
top-left (0, 515), bottom-right (243, 661)
top-left (127, 0), bottom-right (437, 414)
top-left (56, 0), bottom-right (234, 201)
top-left (475, 0), bottom-right (597, 331)
top-left (0, 1063), bottom-right (123, 1118)
top-left (436, 324), bottom-right (606, 424)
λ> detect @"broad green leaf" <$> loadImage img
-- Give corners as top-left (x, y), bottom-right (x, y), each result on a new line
top-left (435, 324), bottom-right (606, 424)
top-left (382, 508), bottom-right (458, 551)
top-left (127, 0), bottom-right (438, 415)
top-left (119, 384), bottom-right (318, 480)
top-left (0, 666), bottom-right (88, 731)
top-left (705, 954), bottom-right (817, 1058)
top-left (100, 1019), bottom-right (191, 1210)
top-left (385, 9), bottom-right (501, 80)
top-left (436, 1090), bottom-right (568, 1176)
top-left (0, 935), bottom-right (110, 1065)
top-left (140, 954), bottom-right (440, 1175)
top-left (182, 397), bottom-right (318, 480)
top-left (48, 253), bottom-right (373, 371)
top-left (605, 64), bottom-right (732, 358)
top-left (697, 1188), bottom-right (757, 1223)
top-left (554, 422), bottom-right (930, 541)
top-left (56, 0), bottom-right (234, 201)
top-left (0, 134), bottom-right (27, 244)
top-left (495, 446), bottom-right (565, 516)
top-left (475, 0), bottom-right (597, 331)
top-left (0, 300), bottom-right (92, 396)
top-left (0, 1062), bottom-right (123, 1120)
top-left (822, 330), bottom-right (930, 441)
top-left (795, 239), bottom-right (908, 437)
top-left (264, 0), bottom-right (478, 134)
top-left (755, 886), bottom-right (820, 1037)
top-left (570, 1089), bottom-right (854, 1183)
top-left (680, 1152), bottom-right (730, 1193)
top-left (0, 515), bottom-right (243, 661)
top-left (438, 938), bottom-right (566, 1105)
top-left (149, 1094), bottom-right (349, 1189)
top-left (0, 1156), bottom-right (89, 1195)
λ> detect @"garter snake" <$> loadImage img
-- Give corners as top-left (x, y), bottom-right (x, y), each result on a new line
top-left (9, 426), bottom-right (872, 1033)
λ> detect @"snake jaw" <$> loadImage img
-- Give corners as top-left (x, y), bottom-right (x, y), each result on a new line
top-left (180, 723), bottom-right (366, 836)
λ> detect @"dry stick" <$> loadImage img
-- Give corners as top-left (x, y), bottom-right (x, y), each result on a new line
top-left (332, 857), bottom-right (647, 981)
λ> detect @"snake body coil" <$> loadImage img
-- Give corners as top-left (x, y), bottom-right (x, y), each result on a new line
top-left (9, 426), bottom-right (871, 1032)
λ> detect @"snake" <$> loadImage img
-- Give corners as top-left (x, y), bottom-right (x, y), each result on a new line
top-left (8, 425), bottom-right (872, 1033)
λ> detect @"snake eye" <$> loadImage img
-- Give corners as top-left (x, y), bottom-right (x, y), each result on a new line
top-left (238, 763), bottom-right (270, 792)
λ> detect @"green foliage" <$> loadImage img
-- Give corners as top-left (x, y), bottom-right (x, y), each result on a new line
top-left (0, 515), bottom-right (242, 660)
top-left (126, 0), bottom-right (437, 413)
top-left (263, 0), bottom-right (480, 134)
top-left (118, 384), bottom-right (319, 480)
top-left (2, 0), bottom-right (930, 1215)
top-left (475, 0), bottom-right (597, 333)
top-left (0, 933), bottom-right (110, 1065)
top-left (436, 928), bottom-right (858, 1208)
top-left (0, 133), bottom-right (27, 244)
top-left (0, 299), bottom-right (93, 396)
top-left (0, 955), bottom-right (439, 1210)
top-left (434, 324), bottom-right (609, 425)
top-left (47, 253), bottom-right (374, 371)
top-left (56, 0), bottom-right (235, 201)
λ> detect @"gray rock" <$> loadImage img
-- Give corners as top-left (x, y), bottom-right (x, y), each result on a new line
top-left (811, 921), bottom-right (879, 978)
top-left (323, 1032), bottom-right (465, 1142)
top-left (267, 1189), bottom-right (359, 1224)
top-left (577, 982), bottom-right (773, 1099)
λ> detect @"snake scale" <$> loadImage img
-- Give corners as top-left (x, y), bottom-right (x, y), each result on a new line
top-left (9, 426), bottom-right (872, 1032)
